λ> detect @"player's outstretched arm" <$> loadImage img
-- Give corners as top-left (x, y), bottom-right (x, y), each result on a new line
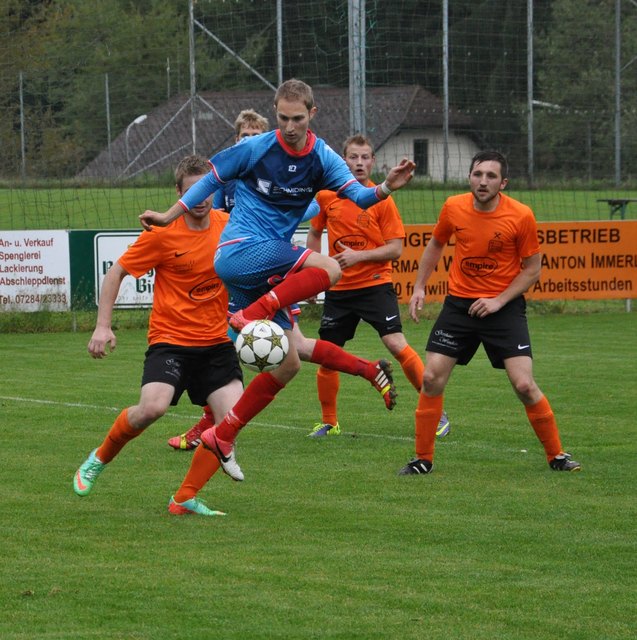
top-left (139, 202), bottom-right (185, 231)
top-left (384, 159), bottom-right (416, 193)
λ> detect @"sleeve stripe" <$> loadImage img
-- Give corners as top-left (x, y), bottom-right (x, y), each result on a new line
top-left (209, 162), bottom-right (227, 185)
top-left (335, 178), bottom-right (358, 197)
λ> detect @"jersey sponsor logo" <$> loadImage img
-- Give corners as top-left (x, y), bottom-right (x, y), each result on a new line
top-left (256, 178), bottom-right (272, 195)
top-left (190, 278), bottom-right (224, 301)
top-left (288, 165), bottom-right (297, 172)
top-left (460, 256), bottom-right (497, 277)
top-left (175, 251), bottom-right (190, 257)
top-left (335, 234), bottom-right (368, 251)
top-left (273, 185), bottom-right (314, 195)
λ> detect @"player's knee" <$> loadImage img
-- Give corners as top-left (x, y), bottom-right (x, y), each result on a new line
top-left (512, 377), bottom-right (536, 400)
top-left (422, 369), bottom-right (444, 396)
top-left (138, 402), bottom-right (168, 424)
top-left (325, 261), bottom-right (341, 286)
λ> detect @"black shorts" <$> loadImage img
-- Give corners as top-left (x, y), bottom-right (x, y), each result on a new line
top-left (426, 295), bottom-right (532, 369)
top-left (142, 341), bottom-right (243, 406)
top-left (318, 283), bottom-right (402, 346)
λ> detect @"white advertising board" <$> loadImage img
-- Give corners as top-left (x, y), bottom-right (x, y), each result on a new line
top-left (0, 230), bottom-right (71, 312)
top-left (94, 232), bottom-right (155, 308)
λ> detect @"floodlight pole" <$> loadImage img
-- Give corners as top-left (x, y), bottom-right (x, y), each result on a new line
top-left (348, 0), bottom-right (366, 135)
top-left (442, 0), bottom-right (449, 183)
top-left (527, 0), bottom-right (534, 188)
top-left (125, 114), bottom-right (148, 163)
top-left (19, 71), bottom-right (26, 180)
top-left (105, 74), bottom-right (113, 173)
top-left (276, 0), bottom-right (283, 85)
top-left (614, 0), bottom-right (621, 186)
top-left (189, 0), bottom-right (197, 154)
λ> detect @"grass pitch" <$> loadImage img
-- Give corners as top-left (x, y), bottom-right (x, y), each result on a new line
top-left (1, 186), bottom-right (636, 230)
top-left (0, 312), bottom-right (635, 639)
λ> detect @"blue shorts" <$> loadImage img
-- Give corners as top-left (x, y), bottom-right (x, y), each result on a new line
top-left (215, 238), bottom-right (311, 330)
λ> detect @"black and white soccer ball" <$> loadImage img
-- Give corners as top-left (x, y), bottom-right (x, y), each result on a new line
top-left (235, 319), bottom-right (289, 372)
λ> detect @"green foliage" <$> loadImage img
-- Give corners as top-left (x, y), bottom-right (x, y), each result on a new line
top-left (1, 0), bottom-right (635, 182)
top-left (535, 0), bottom-right (637, 179)
top-left (0, 314), bottom-right (634, 639)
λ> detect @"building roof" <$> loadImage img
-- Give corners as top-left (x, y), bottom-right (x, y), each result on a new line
top-left (78, 85), bottom-right (475, 179)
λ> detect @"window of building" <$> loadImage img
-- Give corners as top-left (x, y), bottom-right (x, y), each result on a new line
top-left (413, 139), bottom-right (429, 176)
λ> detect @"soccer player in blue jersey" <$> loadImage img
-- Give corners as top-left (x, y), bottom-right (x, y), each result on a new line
top-left (211, 109), bottom-right (270, 214)
top-left (140, 79), bottom-right (415, 479)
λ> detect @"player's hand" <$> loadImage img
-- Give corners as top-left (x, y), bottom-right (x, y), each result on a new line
top-left (409, 289), bottom-right (425, 322)
top-left (468, 297), bottom-right (503, 318)
top-left (385, 158), bottom-right (416, 191)
top-left (139, 210), bottom-right (168, 231)
top-left (334, 241), bottom-right (361, 269)
top-left (88, 327), bottom-right (117, 359)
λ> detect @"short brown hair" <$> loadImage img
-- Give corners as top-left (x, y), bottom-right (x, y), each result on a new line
top-left (174, 155), bottom-right (209, 191)
top-left (234, 109), bottom-right (269, 137)
top-left (274, 79), bottom-right (315, 110)
top-left (343, 134), bottom-right (375, 157)
top-left (469, 150), bottom-right (509, 179)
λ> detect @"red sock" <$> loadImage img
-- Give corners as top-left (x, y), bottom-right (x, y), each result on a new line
top-left (317, 366), bottom-right (340, 425)
top-left (414, 393), bottom-right (443, 461)
top-left (395, 344), bottom-right (425, 392)
top-left (96, 409), bottom-right (141, 463)
top-left (173, 444), bottom-right (221, 503)
top-left (242, 267), bottom-right (332, 321)
top-left (216, 372), bottom-right (285, 442)
top-left (525, 396), bottom-right (563, 461)
top-left (310, 339), bottom-right (369, 377)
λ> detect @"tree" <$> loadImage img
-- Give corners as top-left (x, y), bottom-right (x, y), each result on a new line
top-left (535, 0), bottom-right (637, 181)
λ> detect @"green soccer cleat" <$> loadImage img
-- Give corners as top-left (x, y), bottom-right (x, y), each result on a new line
top-left (308, 422), bottom-right (341, 438)
top-left (436, 410), bottom-right (451, 438)
top-left (73, 449), bottom-right (106, 496)
top-left (168, 496), bottom-right (226, 517)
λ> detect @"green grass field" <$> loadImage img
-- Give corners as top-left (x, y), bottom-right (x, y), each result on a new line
top-left (1, 313), bottom-right (634, 639)
top-left (1, 186), bottom-right (636, 230)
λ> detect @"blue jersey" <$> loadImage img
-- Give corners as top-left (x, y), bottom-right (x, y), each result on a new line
top-left (179, 130), bottom-right (382, 244)
top-left (212, 180), bottom-right (236, 212)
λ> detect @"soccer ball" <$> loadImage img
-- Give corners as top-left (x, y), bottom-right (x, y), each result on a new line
top-left (235, 319), bottom-right (289, 373)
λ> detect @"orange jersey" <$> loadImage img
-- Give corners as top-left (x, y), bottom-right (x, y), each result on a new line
top-left (434, 192), bottom-right (540, 298)
top-left (118, 212), bottom-right (230, 346)
top-left (311, 186), bottom-right (405, 290)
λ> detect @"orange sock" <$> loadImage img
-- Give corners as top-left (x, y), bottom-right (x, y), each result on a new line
top-left (173, 444), bottom-right (221, 503)
top-left (396, 345), bottom-right (425, 392)
top-left (317, 366), bottom-right (339, 425)
top-left (525, 396), bottom-right (563, 461)
top-left (216, 372), bottom-right (285, 442)
top-left (414, 393), bottom-right (443, 461)
top-left (96, 409), bottom-right (142, 463)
